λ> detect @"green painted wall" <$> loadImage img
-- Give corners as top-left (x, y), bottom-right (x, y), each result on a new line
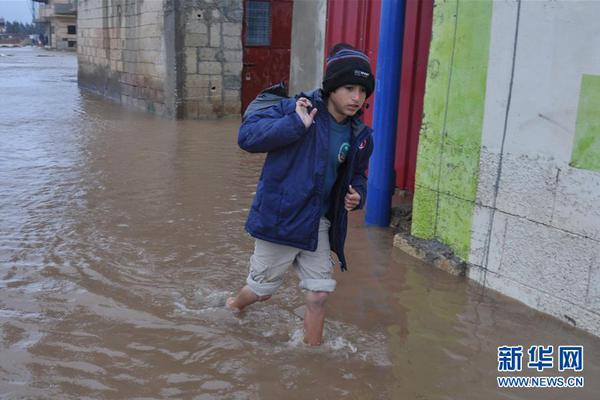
top-left (571, 74), bottom-right (600, 172)
top-left (411, 0), bottom-right (493, 259)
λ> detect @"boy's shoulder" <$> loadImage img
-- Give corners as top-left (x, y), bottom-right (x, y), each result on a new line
top-left (297, 88), bottom-right (323, 105)
top-left (243, 87), bottom-right (323, 120)
top-left (281, 88), bottom-right (322, 111)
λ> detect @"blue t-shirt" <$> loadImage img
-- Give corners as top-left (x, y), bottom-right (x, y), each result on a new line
top-left (321, 115), bottom-right (351, 216)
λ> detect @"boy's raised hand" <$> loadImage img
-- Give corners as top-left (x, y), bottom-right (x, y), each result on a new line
top-left (295, 97), bottom-right (318, 128)
top-left (345, 185), bottom-right (361, 211)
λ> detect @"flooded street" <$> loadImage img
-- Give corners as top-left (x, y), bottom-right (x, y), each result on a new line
top-left (1, 47), bottom-right (599, 399)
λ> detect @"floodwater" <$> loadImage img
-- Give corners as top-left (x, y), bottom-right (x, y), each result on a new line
top-left (1, 47), bottom-right (599, 400)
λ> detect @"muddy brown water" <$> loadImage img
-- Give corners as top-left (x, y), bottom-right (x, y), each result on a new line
top-left (1, 48), bottom-right (599, 399)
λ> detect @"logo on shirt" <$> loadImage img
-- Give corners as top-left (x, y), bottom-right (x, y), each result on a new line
top-left (358, 139), bottom-right (368, 150)
top-left (337, 142), bottom-right (350, 163)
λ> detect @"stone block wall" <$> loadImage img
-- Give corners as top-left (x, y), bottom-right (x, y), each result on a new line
top-left (78, 0), bottom-right (169, 115)
top-left (77, 0), bottom-right (243, 119)
top-left (181, 0), bottom-right (243, 118)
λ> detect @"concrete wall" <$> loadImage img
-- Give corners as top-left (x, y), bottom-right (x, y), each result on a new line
top-left (77, 0), bottom-right (243, 119)
top-left (289, 0), bottom-right (326, 95)
top-left (412, 0), bottom-right (600, 337)
top-left (411, 0), bottom-right (492, 260)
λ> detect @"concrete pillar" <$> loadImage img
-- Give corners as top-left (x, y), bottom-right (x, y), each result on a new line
top-left (289, 0), bottom-right (327, 95)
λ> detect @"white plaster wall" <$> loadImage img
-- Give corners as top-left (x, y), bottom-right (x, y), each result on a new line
top-left (469, 0), bottom-right (600, 337)
top-left (289, 0), bottom-right (326, 95)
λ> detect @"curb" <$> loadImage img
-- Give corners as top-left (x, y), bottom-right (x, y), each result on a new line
top-left (393, 233), bottom-right (467, 277)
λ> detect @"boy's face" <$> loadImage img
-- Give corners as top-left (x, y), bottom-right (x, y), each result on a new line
top-left (328, 84), bottom-right (367, 118)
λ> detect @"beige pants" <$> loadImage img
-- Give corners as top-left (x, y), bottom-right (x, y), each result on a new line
top-left (246, 218), bottom-right (336, 296)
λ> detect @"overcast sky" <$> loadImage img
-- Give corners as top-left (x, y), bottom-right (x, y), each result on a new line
top-left (0, 0), bottom-right (34, 23)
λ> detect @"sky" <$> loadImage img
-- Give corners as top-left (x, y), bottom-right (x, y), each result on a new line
top-left (0, 0), bottom-right (34, 24)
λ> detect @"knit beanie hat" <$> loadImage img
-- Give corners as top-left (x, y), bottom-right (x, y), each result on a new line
top-left (322, 43), bottom-right (375, 98)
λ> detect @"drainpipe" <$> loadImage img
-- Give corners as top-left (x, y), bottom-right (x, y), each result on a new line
top-left (365, 0), bottom-right (406, 226)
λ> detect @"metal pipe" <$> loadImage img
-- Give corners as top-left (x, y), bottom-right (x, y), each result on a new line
top-left (365, 0), bottom-right (406, 226)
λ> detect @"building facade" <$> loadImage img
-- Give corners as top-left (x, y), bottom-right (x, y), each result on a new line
top-left (411, 0), bottom-right (600, 337)
top-left (34, 0), bottom-right (77, 50)
top-left (76, 0), bottom-right (326, 119)
top-left (77, 0), bottom-right (245, 118)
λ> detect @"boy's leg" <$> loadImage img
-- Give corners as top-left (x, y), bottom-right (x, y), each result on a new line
top-left (295, 218), bottom-right (336, 345)
top-left (227, 238), bottom-right (297, 312)
top-left (304, 291), bottom-right (329, 345)
top-left (226, 285), bottom-right (271, 312)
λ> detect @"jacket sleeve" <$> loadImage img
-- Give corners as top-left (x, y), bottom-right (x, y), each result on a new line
top-left (350, 136), bottom-right (374, 210)
top-left (238, 99), bottom-right (308, 153)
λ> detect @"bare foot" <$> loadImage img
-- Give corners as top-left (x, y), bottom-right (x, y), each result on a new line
top-left (303, 337), bottom-right (322, 346)
top-left (225, 297), bottom-right (241, 313)
top-left (225, 286), bottom-right (272, 314)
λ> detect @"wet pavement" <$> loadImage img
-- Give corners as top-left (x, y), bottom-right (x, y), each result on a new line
top-left (1, 47), bottom-right (599, 399)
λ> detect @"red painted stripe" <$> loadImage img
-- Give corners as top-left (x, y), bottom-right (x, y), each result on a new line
top-left (394, 0), bottom-right (433, 191)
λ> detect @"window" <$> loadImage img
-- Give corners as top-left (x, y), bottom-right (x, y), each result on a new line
top-left (67, 25), bottom-right (76, 35)
top-left (68, 40), bottom-right (76, 48)
top-left (245, 1), bottom-right (270, 46)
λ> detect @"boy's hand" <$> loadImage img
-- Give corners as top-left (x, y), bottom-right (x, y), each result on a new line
top-left (295, 97), bottom-right (317, 128)
top-left (345, 185), bottom-right (361, 211)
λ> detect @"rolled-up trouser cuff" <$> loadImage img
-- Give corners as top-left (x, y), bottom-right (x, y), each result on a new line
top-left (246, 275), bottom-right (283, 297)
top-left (299, 278), bottom-right (336, 293)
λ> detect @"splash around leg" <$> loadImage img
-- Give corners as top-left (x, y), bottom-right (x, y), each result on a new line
top-left (225, 285), bottom-right (271, 313)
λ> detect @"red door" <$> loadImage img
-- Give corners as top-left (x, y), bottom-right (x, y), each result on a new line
top-left (241, 0), bottom-right (293, 113)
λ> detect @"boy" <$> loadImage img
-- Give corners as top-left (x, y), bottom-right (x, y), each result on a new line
top-left (227, 44), bottom-right (375, 346)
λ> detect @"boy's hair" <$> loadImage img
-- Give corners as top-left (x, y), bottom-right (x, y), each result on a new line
top-left (323, 43), bottom-right (375, 98)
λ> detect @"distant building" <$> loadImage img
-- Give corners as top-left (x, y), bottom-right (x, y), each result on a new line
top-left (33, 0), bottom-right (77, 51)
top-left (0, 17), bottom-right (6, 33)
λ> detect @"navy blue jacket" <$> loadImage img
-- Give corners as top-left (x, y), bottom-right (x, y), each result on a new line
top-left (238, 90), bottom-right (374, 271)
